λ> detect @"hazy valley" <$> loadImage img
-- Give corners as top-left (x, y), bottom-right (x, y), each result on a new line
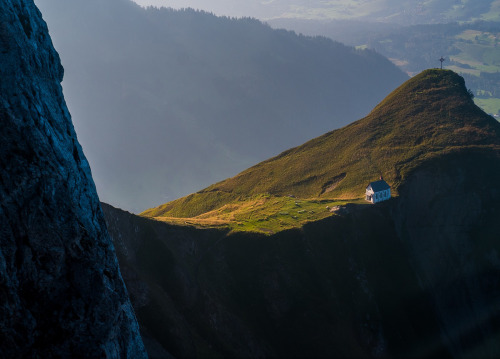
top-left (268, 19), bottom-right (500, 116)
top-left (35, 0), bottom-right (407, 213)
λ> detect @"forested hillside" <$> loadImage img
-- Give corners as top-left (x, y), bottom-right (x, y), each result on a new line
top-left (35, 0), bottom-right (407, 212)
top-left (268, 20), bottom-right (500, 117)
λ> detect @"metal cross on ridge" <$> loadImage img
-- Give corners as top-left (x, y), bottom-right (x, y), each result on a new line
top-left (439, 56), bottom-right (445, 69)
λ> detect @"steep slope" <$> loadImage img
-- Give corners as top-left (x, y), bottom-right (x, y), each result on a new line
top-left (104, 143), bottom-right (500, 358)
top-left (105, 202), bottom-right (451, 358)
top-left (34, 0), bottom-right (408, 212)
top-left (0, 0), bottom-right (146, 357)
top-left (143, 69), bottom-right (500, 231)
top-left (393, 151), bottom-right (500, 358)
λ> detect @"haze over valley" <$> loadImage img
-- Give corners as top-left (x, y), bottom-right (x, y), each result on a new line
top-left (133, 0), bottom-right (500, 123)
top-left (35, 0), bottom-right (407, 212)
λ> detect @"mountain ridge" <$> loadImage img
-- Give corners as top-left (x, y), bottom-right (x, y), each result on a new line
top-left (143, 69), bottom-right (500, 233)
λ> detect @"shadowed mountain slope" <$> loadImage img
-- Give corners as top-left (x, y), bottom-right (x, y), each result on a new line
top-left (105, 201), bottom-right (452, 358)
top-left (104, 145), bottom-right (500, 358)
top-left (143, 69), bottom-right (500, 224)
top-left (34, 0), bottom-right (408, 212)
top-left (0, 0), bottom-right (146, 356)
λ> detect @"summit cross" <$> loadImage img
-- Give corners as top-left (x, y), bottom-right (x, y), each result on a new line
top-left (439, 56), bottom-right (445, 69)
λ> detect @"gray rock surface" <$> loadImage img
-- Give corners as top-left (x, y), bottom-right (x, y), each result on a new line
top-left (0, 0), bottom-right (147, 357)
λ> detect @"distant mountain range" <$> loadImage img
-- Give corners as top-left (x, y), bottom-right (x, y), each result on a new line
top-left (35, 0), bottom-right (407, 212)
top-left (134, 0), bottom-right (500, 24)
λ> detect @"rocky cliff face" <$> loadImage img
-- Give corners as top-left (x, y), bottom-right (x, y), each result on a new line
top-left (0, 0), bottom-right (147, 357)
top-left (103, 201), bottom-right (449, 358)
top-left (394, 151), bottom-right (500, 358)
top-left (103, 149), bottom-right (500, 358)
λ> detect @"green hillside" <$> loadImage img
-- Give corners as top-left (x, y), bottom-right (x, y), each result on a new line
top-left (142, 70), bottom-right (500, 233)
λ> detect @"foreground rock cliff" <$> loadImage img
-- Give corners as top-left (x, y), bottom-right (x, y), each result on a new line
top-left (0, 0), bottom-right (147, 357)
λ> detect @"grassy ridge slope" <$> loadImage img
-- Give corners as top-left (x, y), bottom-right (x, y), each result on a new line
top-left (143, 70), bottom-right (500, 230)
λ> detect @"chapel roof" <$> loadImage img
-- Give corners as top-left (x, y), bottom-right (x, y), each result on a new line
top-left (367, 180), bottom-right (390, 192)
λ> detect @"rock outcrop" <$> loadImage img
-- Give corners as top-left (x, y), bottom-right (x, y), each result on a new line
top-left (0, 0), bottom-right (147, 357)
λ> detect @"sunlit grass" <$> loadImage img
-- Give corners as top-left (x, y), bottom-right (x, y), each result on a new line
top-left (150, 194), bottom-right (366, 234)
top-left (143, 70), bottom-right (500, 235)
